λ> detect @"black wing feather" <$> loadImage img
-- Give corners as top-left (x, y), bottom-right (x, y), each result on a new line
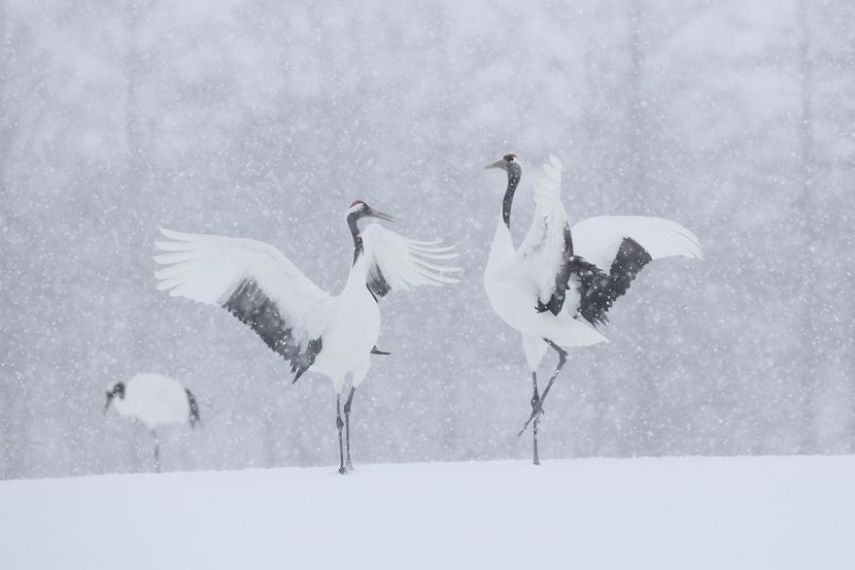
top-left (222, 278), bottom-right (323, 381)
top-left (536, 225), bottom-right (575, 315)
top-left (535, 233), bottom-right (653, 326)
top-left (367, 263), bottom-right (392, 300)
top-left (575, 237), bottom-right (653, 326)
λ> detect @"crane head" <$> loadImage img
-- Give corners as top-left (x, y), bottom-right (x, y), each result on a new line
top-left (104, 381), bottom-right (125, 414)
top-left (485, 154), bottom-right (521, 177)
top-left (346, 200), bottom-right (395, 223)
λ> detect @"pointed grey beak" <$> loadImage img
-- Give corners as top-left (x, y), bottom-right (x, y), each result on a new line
top-left (485, 159), bottom-right (506, 170)
top-left (103, 393), bottom-right (114, 415)
top-left (369, 209), bottom-right (395, 223)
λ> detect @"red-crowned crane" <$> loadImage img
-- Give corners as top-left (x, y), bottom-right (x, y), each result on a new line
top-left (104, 372), bottom-right (201, 473)
top-left (484, 154), bottom-right (702, 465)
top-left (153, 201), bottom-right (459, 474)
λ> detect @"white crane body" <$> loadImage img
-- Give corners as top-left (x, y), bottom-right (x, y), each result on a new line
top-left (104, 373), bottom-right (200, 472)
top-left (484, 154), bottom-right (702, 464)
top-left (109, 373), bottom-right (194, 430)
top-left (310, 259), bottom-right (380, 392)
top-left (485, 224), bottom-right (607, 363)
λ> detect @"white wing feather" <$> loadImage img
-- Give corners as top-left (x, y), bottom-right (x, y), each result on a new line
top-left (571, 216), bottom-right (703, 270)
top-left (362, 224), bottom-right (460, 295)
top-left (153, 228), bottom-right (331, 339)
top-left (517, 155), bottom-right (569, 301)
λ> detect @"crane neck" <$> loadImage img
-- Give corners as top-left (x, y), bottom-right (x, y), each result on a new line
top-left (343, 239), bottom-right (371, 299)
top-left (501, 168), bottom-right (521, 229)
top-left (347, 212), bottom-right (364, 266)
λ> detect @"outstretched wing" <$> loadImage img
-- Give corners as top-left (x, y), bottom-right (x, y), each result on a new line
top-left (516, 155), bottom-right (575, 315)
top-left (361, 224), bottom-right (460, 299)
top-left (568, 216), bottom-right (703, 326)
top-left (153, 228), bottom-right (330, 381)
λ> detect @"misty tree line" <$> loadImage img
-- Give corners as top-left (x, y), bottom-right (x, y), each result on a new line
top-left (0, 0), bottom-right (853, 478)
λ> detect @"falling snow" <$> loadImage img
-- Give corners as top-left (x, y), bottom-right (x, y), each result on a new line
top-left (1, 1), bottom-right (854, 564)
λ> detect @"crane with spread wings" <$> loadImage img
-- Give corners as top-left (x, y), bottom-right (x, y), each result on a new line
top-left (484, 154), bottom-right (702, 465)
top-left (154, 201), bottom-right (460, 473)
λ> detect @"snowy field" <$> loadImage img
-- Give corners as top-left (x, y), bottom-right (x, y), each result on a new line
top-left (1, 456), bottom-right (852, 570)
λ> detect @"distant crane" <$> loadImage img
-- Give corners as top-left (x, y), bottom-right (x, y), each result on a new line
top-left (104, 373), bottom-right (201, 473)
top-left (484, 154), bottom-right (702, 465)
top-left (154, 201), bottom-right (459, 474)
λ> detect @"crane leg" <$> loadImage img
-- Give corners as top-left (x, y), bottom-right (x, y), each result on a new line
top-left (151, 429), bottom-right (161, 473)
top-left (343, 387), bottom-right (356, 471)
top-left (531, 372), bottom-right (542, 465)
top-left (336, 395), bottom-right (347, 475)
top-left (518, 341), bottom-right (567, 437)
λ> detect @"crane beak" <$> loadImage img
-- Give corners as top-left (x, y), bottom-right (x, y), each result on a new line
top-left (485, 159), bottom-right (506, 170)
top-left (369, 209), bottom-right (395, 223)
top-left (103, 393), bottom-right (114, 415)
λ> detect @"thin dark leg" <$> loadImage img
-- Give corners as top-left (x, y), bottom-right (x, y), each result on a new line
top-left (518, 340), bottom-right (568, 437)
top-left (343, 387), bottom-right (356, 471)
top-left (531, 372), bottom-right (541, 465)
top-left (336, 395), bottom-right (346, 475)
top-left (151, 429), bottom-right (161, 473)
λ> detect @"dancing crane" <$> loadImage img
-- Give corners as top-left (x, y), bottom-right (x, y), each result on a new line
top-left (104, 372), bottom-right (201, 472)
top-left (484, 154), bottom-right (702, 465)
top-left (153, 201), bottom-right (459, 473)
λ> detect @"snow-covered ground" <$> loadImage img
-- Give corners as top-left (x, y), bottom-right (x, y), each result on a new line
top-left (1, 455), bottom-right (852, 569)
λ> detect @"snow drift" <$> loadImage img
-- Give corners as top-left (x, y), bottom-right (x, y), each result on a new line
top-left (0, 455), bottom-right (851, 569)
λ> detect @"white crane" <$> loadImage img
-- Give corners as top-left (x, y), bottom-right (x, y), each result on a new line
top-left (484, 154), bottom-right (702, 465)
top-left (153, 201), bottom-right (459, 474)
top-left (104, 372), bottom-right (201, 473)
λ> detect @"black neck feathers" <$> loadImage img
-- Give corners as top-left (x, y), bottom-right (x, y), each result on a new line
top-left (347, 212), bottom-right (364, 265)
top-left (502, 165), bottom-right (521, 228)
